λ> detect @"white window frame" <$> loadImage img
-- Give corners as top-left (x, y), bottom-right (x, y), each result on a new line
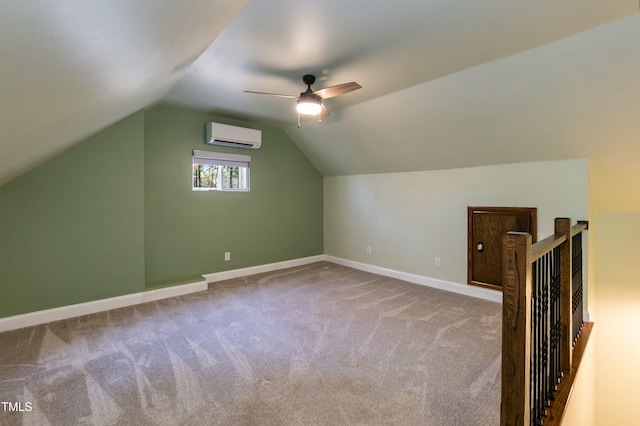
top-left (192, 150), bottom-right (251, 192)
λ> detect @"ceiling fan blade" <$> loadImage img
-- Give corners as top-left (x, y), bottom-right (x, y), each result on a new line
top-left (313, 82), bottom-right (362, 99)
top-left (321, 103), bottom-right (330, 118)
top-left (244, 90), bottom-right (297, 99)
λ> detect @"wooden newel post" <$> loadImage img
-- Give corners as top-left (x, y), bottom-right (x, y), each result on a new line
top-left (501, 231), bottom-right (532, 426)
top-left (554, 217), bottom-right (573, 374)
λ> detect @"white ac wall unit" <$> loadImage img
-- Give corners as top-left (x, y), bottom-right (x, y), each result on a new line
top-left (205, 122), bottom-right (262, 149)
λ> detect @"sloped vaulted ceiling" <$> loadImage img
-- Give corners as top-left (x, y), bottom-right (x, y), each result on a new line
top-left (1, 0), bottom-right (638, 185)
top-left (285, 14), bottom-right (640, 176)
top-left (0, 0), bottom-right (247, 185)
top-left (162, 0), bottom-right (638, 176)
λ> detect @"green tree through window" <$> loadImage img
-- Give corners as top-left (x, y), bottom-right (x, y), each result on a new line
top-left (192, 150), bottom-right (250, 192)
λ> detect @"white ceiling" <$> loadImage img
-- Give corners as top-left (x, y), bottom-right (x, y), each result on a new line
top-left (1, 0), bottom-right (638, 184)
top-left (0, 0), bottom-right (248, 184)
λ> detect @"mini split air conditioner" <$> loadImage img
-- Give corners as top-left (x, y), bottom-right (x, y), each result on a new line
top-left (205, 122), bottom-right (262, 149)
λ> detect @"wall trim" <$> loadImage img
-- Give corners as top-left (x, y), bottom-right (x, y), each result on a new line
top-left (0, 255), bottom-right (326, 333)
top-left (0, 280), bottom-right (208, 333)
top-left (324, 255), bottom-right (503, 303)
top-left (1, 254), bottom-right (591, 333)
top-left (203, 255), bottom-right (326, 283)
top-left (0, 253), bottom-right (513, 333)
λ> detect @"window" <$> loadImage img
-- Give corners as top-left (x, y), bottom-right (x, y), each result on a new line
top-left (192, 150), bottom-right (250, 192)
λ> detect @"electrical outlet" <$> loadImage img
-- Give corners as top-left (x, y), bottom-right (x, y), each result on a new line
top-left (224, 252), bottom-right (231, 261)
top-left (435, 257), bottom-right (441, 268)
top-left (366, 246), bottom-right (372, 255)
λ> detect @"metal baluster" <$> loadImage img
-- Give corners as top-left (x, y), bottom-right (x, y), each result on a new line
top-left (532, 258), bottom-right (540, 426)
top-left (531, 261), bottom-right (540, 425)
top-left (550, 246), bottom-right (560, 398)
top-left (540, 253), bottom-right (550, 416)
top-left (572, 233), bottom-right (584, 345)
top-left (551, 247), bottom-right (562, 390)
top-left (556, 248), bottom-right (564, 382)
top-left (531, 260), bottom-right (536, 426)
top-left (552, 248), bottom-right (556, 395)
top-left (536, 255), bottom-right (541, 426)
top-left (535, 256), bottom-right (545, 426)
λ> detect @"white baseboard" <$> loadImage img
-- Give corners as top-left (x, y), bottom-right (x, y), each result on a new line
top-left (325, 255), bottom-right (503, 303)
top-left (6, 253), bottom-right (568, 333)
top-left (0, 280), bottom-right (208, 333)
top-left (205, 254), bottom-right (501, 302)
top-left (203, 255), bottom-right (326, 283)
top-left (0, 255), bottom-right (326, 333)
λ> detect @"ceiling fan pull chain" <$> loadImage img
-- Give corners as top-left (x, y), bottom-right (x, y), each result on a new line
top-left (318, 112), bottom-right (322, 123)
top-left (297, 113), bottom-right (301, 128)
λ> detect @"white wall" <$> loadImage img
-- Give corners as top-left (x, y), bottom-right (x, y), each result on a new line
top-left (324, 159), bottom-right (589, 286)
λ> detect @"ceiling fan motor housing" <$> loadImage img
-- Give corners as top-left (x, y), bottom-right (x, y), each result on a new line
top-left (302, 74), bottom-right (316, 87)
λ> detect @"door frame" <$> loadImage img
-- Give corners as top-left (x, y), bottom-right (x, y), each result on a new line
top-left (467, 206), bottom-right (537, 290)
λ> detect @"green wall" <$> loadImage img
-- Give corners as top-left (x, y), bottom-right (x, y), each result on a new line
top-left (0, 106), bottom-right (323, 318)
top-left (0, 112), bottom-right (146, 317)
top-left (144, 106), bottom-right (323, 286)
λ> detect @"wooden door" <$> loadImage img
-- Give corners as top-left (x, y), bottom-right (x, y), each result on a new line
top-left (468, 207), bottom-right (536, 290)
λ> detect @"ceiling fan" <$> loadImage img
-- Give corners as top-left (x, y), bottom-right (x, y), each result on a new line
top-left (244, 74), bottom-right (362, 127)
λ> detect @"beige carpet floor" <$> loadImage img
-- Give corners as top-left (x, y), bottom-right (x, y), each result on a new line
top-left (0, 261), bottom-right (502, 425)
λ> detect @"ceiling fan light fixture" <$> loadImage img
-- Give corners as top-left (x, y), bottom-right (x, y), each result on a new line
top-left (296, 96), bottom-right (322, 115)
top-left (245, 74), bottom-right (361, 123)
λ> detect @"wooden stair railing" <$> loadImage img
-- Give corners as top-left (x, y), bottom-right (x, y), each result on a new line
top-left (501, 218), bottom-right (591, 426)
